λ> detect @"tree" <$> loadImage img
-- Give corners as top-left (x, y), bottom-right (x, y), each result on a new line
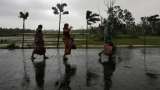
top-left (147, 14), bottom-right (160, 34)
top-left (100, 0), bottom-right (136, 42)
top-left (86, 10), bottom-right (100, 48)
top-left (108, 6), bottom-right (135, 34)
top-left (19, 11), bottom-right (29, 49)
top-left (52, 3), bottom-right (69, 49)
top-left (85, 10), bottom-right (100, 86)
top-left (86, 10), bottom-right (100, 26)
top-left (141, 14), bottom-right (160, 35)
top-left (141, 16), bottom-right (151, 34)
top-left (103, 0), bottom-right (116, 43)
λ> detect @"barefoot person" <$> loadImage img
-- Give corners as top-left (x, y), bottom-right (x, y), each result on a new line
top-left (63, 23), bottom-right (72, 58)
top-left (31, 25), bottom-right (46, 59)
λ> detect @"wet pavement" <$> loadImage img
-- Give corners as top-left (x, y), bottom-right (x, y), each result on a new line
top-left (0, 48), bottom-right (160, 90)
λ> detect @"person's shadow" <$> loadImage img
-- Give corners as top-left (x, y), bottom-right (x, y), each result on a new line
top-left (99, 55), bottom-right (116, 90)
top-left (55, 57), bottom-right (77, 90)
top-left (31, 58), bottom-right (46, 90)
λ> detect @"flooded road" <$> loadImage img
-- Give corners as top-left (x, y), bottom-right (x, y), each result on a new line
top-left (0, 48), bottom-right (160, 90)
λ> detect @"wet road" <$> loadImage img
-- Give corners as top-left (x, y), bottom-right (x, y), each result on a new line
top-left (0, 48), bottom-right (160, 90)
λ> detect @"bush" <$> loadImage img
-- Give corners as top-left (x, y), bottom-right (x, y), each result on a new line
top-left (0, 39), bottom-right (8, 44)
top-left (7, 42), bottom-right (19, 49)
top-left (114, 34), bottom-right (139, 39)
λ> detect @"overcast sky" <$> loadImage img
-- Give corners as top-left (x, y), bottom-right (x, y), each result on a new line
top-left (0, 0), bottom-right (160, 30)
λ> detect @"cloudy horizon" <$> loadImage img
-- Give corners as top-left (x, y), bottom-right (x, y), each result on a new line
top-left (0, 0), bottom-right (160, 30)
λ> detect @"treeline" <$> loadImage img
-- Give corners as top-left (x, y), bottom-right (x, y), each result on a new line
top-left (89, 5), bottom-right (160, 38)
top-left (0, 27), bottom-right (87, 36)
top-left (0, 27), bottom-right (60, 36)
top-left (0, 27), bottom-right (34, 36)
top-left (1, 6), bottom-right (160, 37)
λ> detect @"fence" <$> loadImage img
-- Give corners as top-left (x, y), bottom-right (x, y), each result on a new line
top-left (0, 32), bottom-right (89, 48)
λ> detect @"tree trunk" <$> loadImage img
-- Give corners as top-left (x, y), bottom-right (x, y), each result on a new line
top-left (57, 13), bottom-right (61, 49)
top-left (22, 19), bottom-right (25, 49)
top-left (86, 22), bottom-right (88, 49)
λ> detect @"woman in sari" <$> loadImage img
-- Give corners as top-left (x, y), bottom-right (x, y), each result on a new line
top-left (31, 25), bottom-right (46, 59)
top-left (63, 23), bottom-right (72, 57)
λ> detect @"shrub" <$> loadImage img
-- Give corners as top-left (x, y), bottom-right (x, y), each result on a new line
top-left (7, 42), bottom-right (19, 49)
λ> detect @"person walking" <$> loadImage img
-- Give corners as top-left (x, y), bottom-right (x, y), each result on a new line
top-left (63, 23), bottom-right (72, 58)
top-left (31, 25), bottom-right (46, 60)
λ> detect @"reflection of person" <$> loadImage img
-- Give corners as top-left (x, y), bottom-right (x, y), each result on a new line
top-left (31, 25), bottom-right (46, 59)
top-left (98, 41), bottom-right (116, 90)
top-left (123, 46), bottom-right (133, 68)
top-left (32, 59), bottom-right (46, 90)
top-left (99, 55), bottom-right (116, 90)
top-left (55, 58), bottom-right (76, 90)
top-left (63, 23), bottom-right (72, 57)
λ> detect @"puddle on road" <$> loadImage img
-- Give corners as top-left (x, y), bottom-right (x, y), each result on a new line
top-left (0, 48), bottom-right (160, 90)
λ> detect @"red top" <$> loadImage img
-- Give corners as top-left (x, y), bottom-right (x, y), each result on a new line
top-left (104, 44), bottom-right (113, 55)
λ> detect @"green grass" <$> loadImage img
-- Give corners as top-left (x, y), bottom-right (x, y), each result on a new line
top-left (86, 35), bottom-right (160, 46)
top-left (1, 33), bottom-right (160, 48)
top-left (113, 36), bottom-right (160, 45)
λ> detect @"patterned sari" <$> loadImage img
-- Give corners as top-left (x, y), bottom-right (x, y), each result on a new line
top-left (63, 29), bottom-right (71, 55)
top-left (33, 32), bottom-right (46, 55)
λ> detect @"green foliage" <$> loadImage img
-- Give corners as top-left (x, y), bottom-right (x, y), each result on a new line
top-left (52, 7), bottom-right (59, 14)
top-left (6, 42), bottom-right (19, 49)
top-left (141, 14), bottom-right (160, 35)
top-left (114, 36), bottom-right (160, 45)
top-left (19, 12), bottom-right (29, 20)
top-left (107, 5), bottom-right (135, 25)
top-left (86, 10), bottom-right (100, 25)
top-left (106, 5), bottom-right (135, 35)
top-left (52, 3), bottom-right (69, 15)
top-left (0, 28), bottom-right (34, 36)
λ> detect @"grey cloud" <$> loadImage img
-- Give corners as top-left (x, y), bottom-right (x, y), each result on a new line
top-left (0, 0), bottom-right (160, 29)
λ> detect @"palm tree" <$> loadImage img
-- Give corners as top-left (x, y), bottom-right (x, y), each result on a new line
top-left (141, 15), bottom-right (160, 34)
top-left (86, 10), bottom-right (100, 48)
top-left (52, 3), bottom-right (69, 49)
top-left (147, 14), bottom-right (160, 33)
top-left (19, 11), bottom-right (29, 49)
top-left (85, 10), bottom-right (100, 86)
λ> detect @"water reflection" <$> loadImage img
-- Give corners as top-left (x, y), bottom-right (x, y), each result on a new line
top-left (31, 58), bottom-right (46, 90)
top-left (99, 55), bottom-right (116, 90)
top-left (22, 50), bottom-right (30, 90)
top-left (55, 57), bottom-right (77, 90)
top-left (123, 47), bottom-right (132, 68)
